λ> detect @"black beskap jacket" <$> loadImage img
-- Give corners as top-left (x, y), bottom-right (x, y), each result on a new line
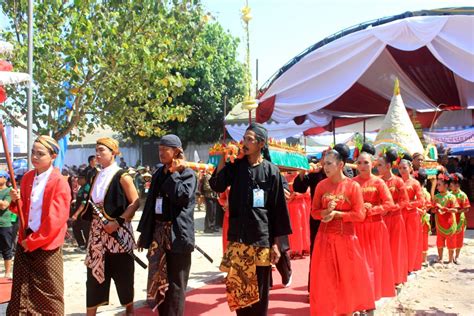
top-left (137, 166), bottom-right (197, 253)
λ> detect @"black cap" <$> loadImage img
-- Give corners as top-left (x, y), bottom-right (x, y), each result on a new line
top-left (159, 134), bottom-right (182, 148)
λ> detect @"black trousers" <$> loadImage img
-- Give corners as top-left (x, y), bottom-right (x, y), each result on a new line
top-left (215, 203), bottom-right (224, 228)
top-left (86, 253), bottom-right (134, 308)
top-left (0, 227), bottom-right (13, 260)
top-left (204, 198), bottom-right (217, 231)
top-left (72, 218), bottom-right (91, 247)
top-left (270, 250), bottom-right (292, 288)
top-left (158, 252), bottom-right (192, 316)
top-left (236, 266), bottom-right (271, 316)
top-left (308, 217), bottom-right (321, 292)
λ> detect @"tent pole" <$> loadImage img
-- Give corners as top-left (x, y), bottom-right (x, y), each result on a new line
top-left (27, 0), bottom-right (34, 169)
top-left (332, 118), bottom-right (336, 145)
top-left (223, 95), bottom-right (227, 143)
top-left (363, 119), bottom-right (366, 142)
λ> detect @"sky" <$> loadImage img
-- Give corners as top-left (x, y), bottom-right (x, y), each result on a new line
top-left (1, 1), bottom-right (473, 90)
top-left (200, 0), bottom-right (473, 91)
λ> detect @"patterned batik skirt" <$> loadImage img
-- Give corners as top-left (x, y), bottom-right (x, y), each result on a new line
top-left (7, 245), bottom-right (64, 315)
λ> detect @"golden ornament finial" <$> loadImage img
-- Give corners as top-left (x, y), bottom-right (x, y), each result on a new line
top-left (241, 6), bottom-right (252, 23)
top-left (393, 77), bottom-right (400, 96)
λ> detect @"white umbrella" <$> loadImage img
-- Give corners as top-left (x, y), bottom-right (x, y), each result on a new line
top-left (0, 71), bottom-right (30, 85)
top-left (0, 41), bottom-right (13, 55)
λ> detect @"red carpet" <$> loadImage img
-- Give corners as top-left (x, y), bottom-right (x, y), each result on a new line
top-left (135, 256), bottom-right (311, 315)
top-left (0, 278), bottom-right (12, 304)
top-left (466, 205), bottom-right (474, 229)
top-left (135, 237), bottom-right (444, 315)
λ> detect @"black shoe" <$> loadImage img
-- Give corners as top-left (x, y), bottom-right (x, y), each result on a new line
top-left (204, 229), bottom-right (215, 233)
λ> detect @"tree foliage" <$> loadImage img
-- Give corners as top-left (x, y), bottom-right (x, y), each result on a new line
top-left (165, 22), bottom-right (246, 146)
top-left (0, 0), bottom-right (236, 141)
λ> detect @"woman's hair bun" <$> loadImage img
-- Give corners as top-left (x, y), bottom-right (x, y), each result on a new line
top-left (333, 143), bottom-right (350, 162)
top-left (384, 147), bottom-right (398, 164)
top-left (361, 143), bottom-right (375, 155)
top-left (401, 152), bottom-right (412, 162)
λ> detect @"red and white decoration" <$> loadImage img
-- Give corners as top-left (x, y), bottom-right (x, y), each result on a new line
top-left (257, 14), bottom-right (474, 125)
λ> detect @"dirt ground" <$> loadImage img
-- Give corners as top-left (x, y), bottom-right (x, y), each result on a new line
top-left (377, 229), bottom-right (474, 316)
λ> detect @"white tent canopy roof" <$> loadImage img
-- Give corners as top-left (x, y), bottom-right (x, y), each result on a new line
top-left (258, 12), bottom-right (474, 125)
top-left (225, 100), bottom-right (317, 141)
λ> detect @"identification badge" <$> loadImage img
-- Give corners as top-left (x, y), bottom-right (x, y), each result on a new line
top-left (155, 198), bottom-right (163, 214)
top-left (253, 189), bottom-right (265, 207)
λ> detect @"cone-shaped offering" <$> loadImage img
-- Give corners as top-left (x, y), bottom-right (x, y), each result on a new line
top-left (374, 79), bottom-right (424, 155)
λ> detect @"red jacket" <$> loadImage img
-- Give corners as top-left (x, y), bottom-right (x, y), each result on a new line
top-left (10, 168), bottom-right (71, 251)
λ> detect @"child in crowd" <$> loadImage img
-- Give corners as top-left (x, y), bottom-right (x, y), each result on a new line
top-left (433, 173), bottom-right (458, 264)
top-left (449, 173), bottom-right (471, 264)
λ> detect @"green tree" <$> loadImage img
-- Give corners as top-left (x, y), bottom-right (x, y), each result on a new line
top-left (0, 1), bottom-right (206, 141)
top-left (165, 22), bottom-right (246, 146)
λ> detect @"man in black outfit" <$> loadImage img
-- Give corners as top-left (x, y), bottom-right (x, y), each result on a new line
top-left (201, 172), bottom-right (218, 233)
top-left (137, 134), bottom-right (197, 316)
top-left (210, 123), bottom-right (292, 315)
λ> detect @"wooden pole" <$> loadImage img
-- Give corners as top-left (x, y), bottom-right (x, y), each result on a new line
top-left (0, 119), bottom-right (25, 235)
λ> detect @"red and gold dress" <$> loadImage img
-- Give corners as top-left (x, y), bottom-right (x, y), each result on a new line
top-left (310, 177), bottom-right (374, 315)
top-left (286, 173), bottom-right (310, 256)
top-left (452, 190), bottom-right (471, 250)
top-left (218, 189), bottom-right (230, 255)
top-left (383, 175), bottom-right (409, 285)
top-left (433, 192), bottom-right (459, 250)
top-left (403, 178), bottom-right (425, 272)
top-left (354, 174), bottom-right (396, 300)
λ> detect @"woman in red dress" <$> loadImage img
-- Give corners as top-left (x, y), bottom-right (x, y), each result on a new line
top-left (285, 172), bottom-right (306, 256)
top-left (378, 148), bottom-right (409, 285)
top-left (217, 189), bottom-right (230, 256)
top-left (398, 157), bottom-right (425, 272)
top-left (310, 144), bottom-right (374, 315)
top-left (414, 169), bottom-right (432, 267)
top-left (449, 173), bottom-right (471, 264)
top-left (354, 144), bottom-right (396, 301)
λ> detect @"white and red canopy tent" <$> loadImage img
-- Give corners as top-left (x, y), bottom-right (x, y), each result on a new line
top-left (256, 8), bottom-right (474, 129)
top-left (224, 100), bottom-right (317, 141)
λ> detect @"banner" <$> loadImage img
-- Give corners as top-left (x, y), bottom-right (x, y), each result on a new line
top-left (424, 127), bottom-right (474, 155)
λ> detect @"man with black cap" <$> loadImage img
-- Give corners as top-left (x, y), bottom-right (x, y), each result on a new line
top-left (137, 134), bottom-right (197, 316)
top-left (210, 123), bottom-right (292, 315)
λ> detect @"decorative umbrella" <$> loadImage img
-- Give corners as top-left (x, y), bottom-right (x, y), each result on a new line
top-left (0, 41), bottom-right (13, 55)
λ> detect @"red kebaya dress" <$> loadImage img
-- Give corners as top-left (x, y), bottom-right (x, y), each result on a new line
top-left (286, 173), bottom-right (305, 255)
top-left (310, 177), bottom-right (375, 315)
top-left (433, 192), bottom-right (458, 250)
top-left (218, 190), bottom-right (230, 255)
top-left (403, 178), bottom-right (425, 272)
top-left (383, 175), bottom-right (409, 285)
top-left (301, 191), bottom-right (311, 254)
top-left (354, 175), bottom-right (396, 300)
top-left (452, 190), bottom-right (471, 250)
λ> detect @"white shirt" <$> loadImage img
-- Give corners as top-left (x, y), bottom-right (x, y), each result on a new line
top-left (28, 165), bottom-right (54, 232)
top-left (91, 162), bottom-right (121, 204)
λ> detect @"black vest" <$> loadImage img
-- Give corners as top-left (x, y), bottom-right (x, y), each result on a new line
top-left (82, 169), bottom-right (128, 221)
